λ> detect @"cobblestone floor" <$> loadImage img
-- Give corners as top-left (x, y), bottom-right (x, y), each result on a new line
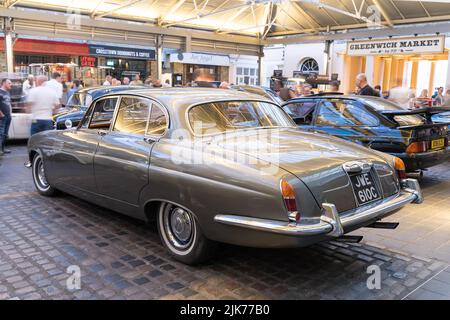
top-left (1, 144), bottom-right (449, 300)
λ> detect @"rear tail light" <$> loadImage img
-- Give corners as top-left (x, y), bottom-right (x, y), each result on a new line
top-left (406, 141), bottom-right (427, 153)
top-left (280, 179), bottom-right (300, 223)
top-left (393, 157), bottom-right (406, 180)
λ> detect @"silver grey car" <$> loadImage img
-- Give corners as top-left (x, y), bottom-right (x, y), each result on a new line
top-left (27, 88), bottom-right (423, 264)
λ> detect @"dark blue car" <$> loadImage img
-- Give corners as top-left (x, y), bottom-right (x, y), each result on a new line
top-left (55, 85), bottom-right (144, 130)
top-left (282, 95), bottom-right (450, 172)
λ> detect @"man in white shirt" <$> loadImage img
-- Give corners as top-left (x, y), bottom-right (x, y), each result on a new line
top-left (45, 72), bottom-right (63, 103)
top-left (22, 74), bottom-right (35, 97)
top-left (103, 75), bottom-right (112, 86)
top-left (28, 75), bottom-right (59, 135)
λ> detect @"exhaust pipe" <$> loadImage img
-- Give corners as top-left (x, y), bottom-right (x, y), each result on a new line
top-left (334, 235), bottom-right (363, 243)
top-left (407, 170), bottom-right (423, 179)
top-left (366, 222), bottom-right (399, 229)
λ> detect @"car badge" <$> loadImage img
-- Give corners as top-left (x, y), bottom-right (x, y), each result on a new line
top-left (342, 160), bottom-right (372, 174)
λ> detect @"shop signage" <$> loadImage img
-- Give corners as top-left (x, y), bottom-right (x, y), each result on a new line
top-left (347, 36), bottom-right (445, 56)
top-left (273, 70), bottom-right (283, 78)
top-left (79, 56), bottom-right (97, 67)
top-left (170, 53), bottom-right (230, 66)
top-left (89, 45), bottom-right (155, 60)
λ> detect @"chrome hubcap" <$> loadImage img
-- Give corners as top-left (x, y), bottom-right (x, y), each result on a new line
top-left (34, 157), bottom-right (49, 190)
top-left (162, 204), bottom-right (195, 250)
top-left (170, 208), bottom-right (192, 242)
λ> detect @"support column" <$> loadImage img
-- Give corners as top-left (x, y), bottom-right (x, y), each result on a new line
top-left (156, 35), bottom-right (163, 80)
top-left (185, 35), bottom-right (192, 53)
top-left (3, 17), bottom-right (14, 74)
top-left (446, 51), bottom-right (450, 89)
top-left (364, 56), bottom-right (374, 85)
top-left (257, 45), bottom-right (264, 86)
top-left (323, 40), bottom-right (333, 77)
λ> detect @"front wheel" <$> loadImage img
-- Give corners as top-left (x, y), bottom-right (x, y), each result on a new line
top-left (157, 202), bottom-right (217, 265)
top-left (32, 153), bottom-right (56, 196)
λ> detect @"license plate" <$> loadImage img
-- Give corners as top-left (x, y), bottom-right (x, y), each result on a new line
top-left (431, 138), bottom-right (445, 150)
top-left (350, 173), bottom-right (381, 206)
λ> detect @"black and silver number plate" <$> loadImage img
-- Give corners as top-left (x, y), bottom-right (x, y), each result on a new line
top-left (350, 173), bottom-right (381, 206)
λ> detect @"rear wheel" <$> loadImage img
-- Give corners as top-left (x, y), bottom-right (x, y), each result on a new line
top-left (32, 153), bottom-right (56, 196)
top-left (157, 202), bottom-right (216, 265)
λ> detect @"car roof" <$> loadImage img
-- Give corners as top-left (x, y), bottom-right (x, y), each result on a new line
top-left (104, 87), bottom-right (274, 108)
top-left (76, 85), bottom-right (145, 95)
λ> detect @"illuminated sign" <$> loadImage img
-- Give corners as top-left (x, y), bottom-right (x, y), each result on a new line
top-left (79, 56), bottom-right (97, 67)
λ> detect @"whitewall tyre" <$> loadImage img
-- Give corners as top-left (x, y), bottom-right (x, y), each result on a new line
top-left (32, 153), bottom-right (56, 196)
top-left (157, 202), bottom-right (217, 265)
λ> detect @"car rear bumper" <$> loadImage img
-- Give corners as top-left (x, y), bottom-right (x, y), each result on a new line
top-left (214, 179), bottom-right (422, 239)
top-left (394, 146), bottom-right (450, 171)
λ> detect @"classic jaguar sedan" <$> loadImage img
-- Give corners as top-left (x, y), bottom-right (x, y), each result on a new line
top-left (28, 88), bottom-right (422, 264)
top-left (283, 96), bottom-right (450, 172)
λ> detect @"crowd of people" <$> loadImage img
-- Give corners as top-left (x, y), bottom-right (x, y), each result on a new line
top-left (0, 72), bottom-right (62, 156)
top-left (275, 72), bottom-right (450, 109)
top-left (353, 73), bottom-right (450, 108)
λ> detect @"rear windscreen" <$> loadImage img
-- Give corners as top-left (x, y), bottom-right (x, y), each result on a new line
top-left (363, 98), bottom-right (426, 126)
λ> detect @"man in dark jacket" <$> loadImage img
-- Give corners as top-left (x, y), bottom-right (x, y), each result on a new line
top-left (0, 78), bottom-right (12, 156)
top-left (356, 73), bottom-right (380, 97)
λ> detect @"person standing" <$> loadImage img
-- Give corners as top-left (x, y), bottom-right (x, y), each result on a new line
top-left (103, 75), bottom-right (112, 86)
top-left (302, 83), bottom-right (313, 96)
top-left (152, 79), bottom-right (163, 88)
top-left (22, 74), bottom-right (35, 97)
top-left (278, 82), bottom-right (296, 101)
top-left (434, 87), bottom-right (445, 106)
top-left (122, 77), bottom-right (130, 85)
top-left (28, 76), bottom-right (59, 135)
top-left (130, 74), bottom-right (143, 86)
top-left (45, 72), bottom-right (63, 105)
top-left (67, 80), bottom-right (81, 100)
top-left (444, 89), bottom-right (450, 104)
top-left (355, 73), bottom-right (379, 97)
top-left (0, 79), bottom-right (12, 156)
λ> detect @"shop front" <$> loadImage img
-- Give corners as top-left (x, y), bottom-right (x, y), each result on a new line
top-left (169, 52), bottom-right (230, 86)
top-left (0, 38), bottom-right (88, 81)
top-left (80, 44), bottom-right (156, 86)
top-left (338, 35), bottom-right (448, 95)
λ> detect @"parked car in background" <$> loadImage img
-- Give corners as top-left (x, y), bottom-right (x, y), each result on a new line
top-left (28, 88), bottom-right (422, 264)
top-left (232, 84), bottom-right (283, 105)
top-left (282, 96), bottom-right (450, 172)
top-left (54, 85), bottom-right (144, 129)
top-left (4, 73), bottom-right (32, 140)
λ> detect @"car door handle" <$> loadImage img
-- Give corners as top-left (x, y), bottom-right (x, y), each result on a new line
top-left (143, 137), bottom-right (155, 144)
top-left (97, 131), bottom-right (107, 136)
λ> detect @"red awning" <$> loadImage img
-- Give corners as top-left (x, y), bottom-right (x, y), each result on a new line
top-left (0, 38), bottom-right (89, 56)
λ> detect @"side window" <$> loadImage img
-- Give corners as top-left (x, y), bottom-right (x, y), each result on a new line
top-left (146, 104), bottom-right (168, 136)
top-left (88, 98), bottom-right (118, 130)
top-left (316, 100), bottom-right (379, 127)
top-left (282, 101), bottom-right (317, 125)
top-left (113, 97), bottom-right (151, 135)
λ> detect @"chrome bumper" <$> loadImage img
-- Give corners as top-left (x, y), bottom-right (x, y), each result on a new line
top-left (214, 179), bottom-right (422, 238)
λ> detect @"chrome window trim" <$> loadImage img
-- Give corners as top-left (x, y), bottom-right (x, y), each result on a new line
top-left (78, 95), bottom-right (121, 132)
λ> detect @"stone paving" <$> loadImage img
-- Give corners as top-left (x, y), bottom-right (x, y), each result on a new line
top-left (1, 144), bottom-right (449, 300)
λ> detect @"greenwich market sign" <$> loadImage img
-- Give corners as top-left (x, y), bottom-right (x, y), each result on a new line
top-left (89, 44), bottom-right (155, 60)
top-left (347, 36), bottom-right (445, 56)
